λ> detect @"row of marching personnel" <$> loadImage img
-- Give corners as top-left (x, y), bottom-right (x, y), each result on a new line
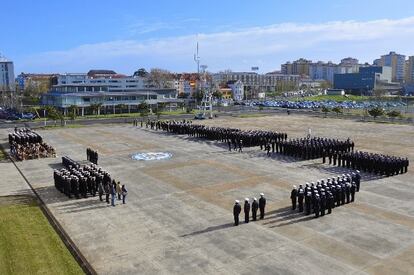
top-left (323, 150), bottom-right (409, 177)
top-left (290, 172), bottom-right (361, 218)
top-left (8, 128), bottom-right (55, 161)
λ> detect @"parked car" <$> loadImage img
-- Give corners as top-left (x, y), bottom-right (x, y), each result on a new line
top-left (194, 113), bottom-right (206, 120)
top-left (19, 112), bottom-right (36, 120)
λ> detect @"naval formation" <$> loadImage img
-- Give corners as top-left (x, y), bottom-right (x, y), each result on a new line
top-left (290, 172), bottom-right (360, 218)
top-left (56, 156), bottom-right (127, 206)
top-left (8, 128), bottom-right (56, 161)
top-left (5, 120), bottom-right (410, 226)
top-left (141, 119), bottom-right (408, 224)
top-left (149, 120), bottom-right (408, 177)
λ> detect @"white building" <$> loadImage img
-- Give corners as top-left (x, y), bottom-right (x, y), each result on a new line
top-left (228, 80), bottom-right (244, 101)
top-left (57, 73), bottom-right (145, 90)
top-left (0, 55), bottom-right (15, 91)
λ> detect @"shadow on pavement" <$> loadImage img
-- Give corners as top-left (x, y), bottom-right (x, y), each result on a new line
top-left (180, 222), bottom-right (235, 237)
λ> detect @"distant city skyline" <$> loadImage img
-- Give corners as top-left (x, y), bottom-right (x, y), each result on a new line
top-left (2, 0), bottom-right (414, 74)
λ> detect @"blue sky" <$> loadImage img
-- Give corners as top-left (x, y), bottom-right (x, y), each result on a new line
top-left (2, 0), bottom-right (414, 74)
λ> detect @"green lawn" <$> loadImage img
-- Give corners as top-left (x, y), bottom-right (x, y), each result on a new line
top-left (0, 147), bottom-right (6, 161)
top-left (0, 196), bottom-right (84, 275)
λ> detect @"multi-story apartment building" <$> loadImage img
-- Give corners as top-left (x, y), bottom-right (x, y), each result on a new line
top-left (0, 55), bottom-right (15, 91)
top-left (283, 57), bottom-right (359, 84)
top-left (213, 71), bottom-right (300, 98)
top-left (405, 56), bottom-right (414, 83)
top-left (375, 51), bottom-right (406, 82)
top-left (309, 61), bottom-right (338, 83)
top-left (281, 58), bottom-right (312, 76)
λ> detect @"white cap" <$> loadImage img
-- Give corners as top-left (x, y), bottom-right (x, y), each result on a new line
top-left (245, 198), bottom-right (249, 201)
top-left (293, 185), bottom-right (297, 189)
top-left (235, 200), bottom-right (240, 204)
top-left (260, 193), bottom-right (264, 196)
top-left (253, 197), bottom-right (257, 201)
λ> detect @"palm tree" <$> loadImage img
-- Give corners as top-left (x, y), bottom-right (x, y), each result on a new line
top-left (332, 107), bottom-right (342, 117)
top-left (68, 105), bottom-right (78, 120)
top-left (90, 103), bottom-right (102, 116)
top-left (386, 110), bottom-right (401, 121)
top-left (116, 104), bottom-right (127, 114)
top-left (321, 106), bottom-right (330, 118)
top-left (368, 107), bottom-right (384, 120)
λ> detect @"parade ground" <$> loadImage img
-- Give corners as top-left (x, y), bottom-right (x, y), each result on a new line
top-left (1, 113), bottom-right (414, 274)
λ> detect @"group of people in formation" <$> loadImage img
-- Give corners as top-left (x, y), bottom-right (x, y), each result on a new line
top-left (56, 156), bottom-right (127, 206)
top-left (276, 137), bottom-right (354, 160)
top-left (233, 193), bottom-right (266, 226)
top-left (8, 128), bottom-right (55, 161)
top-left (86, 148), bottom-right (99, 165)
top-left (324, 150), bottom-right (409, 177)
top-left (145, 119), bottom-right (288, 153)
top-left (290, 172), bottom-right (361, 218)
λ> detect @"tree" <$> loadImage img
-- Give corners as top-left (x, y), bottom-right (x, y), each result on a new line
top-left (133, 68), bottom-right (148, 78)
top-left (45, 106), bottom-right (63, 126)
top-left (148, 68), bottom-right (174, 88)
top-left (67, 105), bottom-right (78, 120)
top-left (90, 103), bottom-right (102, 116)
top-left (212, 90), bottom-right (223, 99)
top-left (116, 104), bottom-right (127, 114)
top-left (321, 106), bottom-right (330, 118)
top-left (138, 101), bottom-right (149, 118)
top-left (332, 106), bottom-right (342, 116)
top-left (386, 110), bottom-right (401, 121)
top-left (368, 107), bottom-right (384, 120)
top-left (194, 90), bottom-right (205, 104)
top-left (373, 88), bottom-right (386, 98)
top-left (155, 102), bottom-right (166, 119)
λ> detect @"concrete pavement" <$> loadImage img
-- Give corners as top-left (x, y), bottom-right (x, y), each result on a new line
top-left (1, 115), bottom-right (413, 274)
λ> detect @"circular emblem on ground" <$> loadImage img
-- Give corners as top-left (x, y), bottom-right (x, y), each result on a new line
top-left (131, 152), bottom-right (172, 161)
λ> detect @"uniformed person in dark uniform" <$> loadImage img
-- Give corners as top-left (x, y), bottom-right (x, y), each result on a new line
top-left (251, 198), bottom-right (259, 221)
top-left (259, 193), bottom-right (266, 219)
top-left (244, 198), bottom-right (250, 223)
top-left (320, 190), bottom-right (326, 216)
top-left (350, 182), bottom-right (356, 202)
top-left (314, 194), bottom-right (320, 218)
top-left (345, 183), bottom-right (351, 204)
top-left (233, 200), bottom-right (241, 226)
top-left (298, 185), bottom-right (304, 212)
top-left (305, 192), bottom-right (312, 215)
top-left (291, 186), bottom-right (297, 210)
top-left (327, 191), bottom-right (334, 214)
top-left (354, 170), bottom-right (361, 192)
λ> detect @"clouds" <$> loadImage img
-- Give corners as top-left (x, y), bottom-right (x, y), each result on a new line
top-left (18, 16), bottom-right (414, 74)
